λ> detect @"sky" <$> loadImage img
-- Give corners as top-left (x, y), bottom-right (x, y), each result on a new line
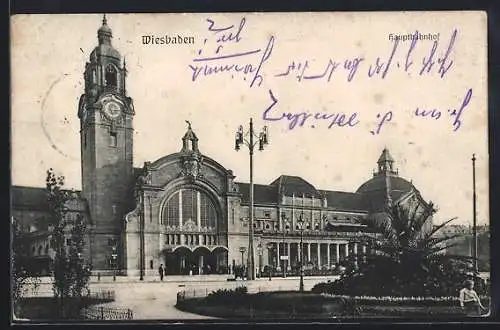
top-left (11, 12), bottom-right (489, 225)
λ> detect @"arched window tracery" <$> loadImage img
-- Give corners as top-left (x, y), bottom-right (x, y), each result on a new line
top-left (163, 189), bottom-right (217, 230)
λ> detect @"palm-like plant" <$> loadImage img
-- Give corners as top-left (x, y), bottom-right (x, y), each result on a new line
top-left (326, 190), bottom-right (479, 297)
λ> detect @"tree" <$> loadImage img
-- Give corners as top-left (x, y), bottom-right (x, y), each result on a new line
top-left (45, 168), bottom-right (91, 316)
top-left (313, 191), bottom-right (481, 297)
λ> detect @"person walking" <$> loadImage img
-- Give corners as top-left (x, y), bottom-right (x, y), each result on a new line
top-left (459, 280), bottom-right (486, 316)
top-left (158, 264), bottom-right (164, 281)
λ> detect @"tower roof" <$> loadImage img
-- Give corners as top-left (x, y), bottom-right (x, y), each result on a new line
top-left (90, 14), bottom-right (121, 61)
top-left (181, 120), bottom-right (200, 153)
top-left (378, 148), bottom-right (395, 164)
top-left (97, 14), bottom-right (112, 39)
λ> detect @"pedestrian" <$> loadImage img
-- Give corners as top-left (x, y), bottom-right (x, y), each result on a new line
top-left (459, 279), bottom-right (486, 316)
top-left (158, 264), bottom-right (164, 281)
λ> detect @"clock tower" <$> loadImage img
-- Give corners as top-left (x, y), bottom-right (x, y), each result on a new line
top-left (78, 15), bottom-right (135, 272)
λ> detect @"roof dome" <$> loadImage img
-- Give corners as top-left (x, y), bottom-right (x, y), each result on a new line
top-left (356, 175), bottom-right (413, 194)
top-left (356, 176), bottom-right (415, 213)
top-left (356, 148), bottom-right (415, 212)
top-left (98, 14), bottom-right (112, 36)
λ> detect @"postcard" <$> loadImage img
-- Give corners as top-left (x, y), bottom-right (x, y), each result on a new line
top-left (11, 12), bottom-right (490, 322)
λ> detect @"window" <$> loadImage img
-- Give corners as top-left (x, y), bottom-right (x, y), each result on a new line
top-left (110, 131), bottom-right (117, 147)
top-left (66, 238), bottom-right (72, 245)
top-left (105, 65), bottom-right (117, 87)
top-left (112, 205), bottom-right (117, 215)
top-left (265, 224), bottom-right (270, 230)
top-left (264, 211), bottom-right (271, 218)
top-left (163, 189), bottom-right (217, 229)
top-left (150, 260), bottom-right (154, 269)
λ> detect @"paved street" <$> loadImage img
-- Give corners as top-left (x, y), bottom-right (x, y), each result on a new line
top-left (23, 275), bottom-right (339, 320)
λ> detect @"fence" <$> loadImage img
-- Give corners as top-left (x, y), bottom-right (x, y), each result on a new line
top-left (80, 305), bottom-right (133, 320)
top-left (176, 285), bottom-right (297, 302)
top-left (86, 290), bottom-right (115, 301)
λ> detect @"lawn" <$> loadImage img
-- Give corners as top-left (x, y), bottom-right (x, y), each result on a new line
top-left (176, 290), bottom-right (490, 319)
top-left (15, 295), bottom-right (115, 320)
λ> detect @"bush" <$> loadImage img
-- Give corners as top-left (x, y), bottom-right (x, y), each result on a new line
top-left (205, 286), bottom-right (248, 305)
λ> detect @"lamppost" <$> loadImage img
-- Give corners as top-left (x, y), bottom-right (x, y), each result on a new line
top-left (239, 246), bottom-right (246, 269)
top-left (111, 246), bottom-right (117, 281)
top-left (235, 118), bottom-right (269, 281)
top-left (281, 214), bottom-right (290, 278)
top-left (266, 243), bottom-right (273, 281)
top-left (257, 243), bottom-right (263, 278)
top-left (472, 154), bottom-right (478, 274)
top-left (296, 213), bottom-right (305, 292)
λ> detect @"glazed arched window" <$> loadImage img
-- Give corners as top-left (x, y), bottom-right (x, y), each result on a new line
top-left (105, 65), bottom-right (117, 87)
top-left (163, 189), bottom-right (217, 230)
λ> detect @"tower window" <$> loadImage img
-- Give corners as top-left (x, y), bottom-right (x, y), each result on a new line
top-left (110, 131), bottom-right (117, 147)
top-left (105, 65), bottom-right (117, 87)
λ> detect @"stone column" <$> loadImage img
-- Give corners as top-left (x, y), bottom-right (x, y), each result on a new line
top-left (199, 255), bottom-right (204, 274)
top-left (345, 243), bottom-right (349, 257)
top-left (336, 243), bottom-right (340, 263)
top-left (307, 243), bottom-right (311, 262)
top-left (327, 243), bottom-right (331, 269)
top-left (362, 245), bottom-right (367, 263)
top-left (353, 242), bottom-right (358, 267)
top-left (287, 243), bottom-right (291, 270)
top-left (276, 242), bottom-right (281, 270)
top-left (317, 243), bottom-right (321, 268)
top-left (179, 190), bottom-right (184, 244)
top-left (196, 191), bottom-right (201, 231)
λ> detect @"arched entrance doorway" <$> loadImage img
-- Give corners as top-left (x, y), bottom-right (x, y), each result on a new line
top-left (162, 246), bottom-right (229, 275)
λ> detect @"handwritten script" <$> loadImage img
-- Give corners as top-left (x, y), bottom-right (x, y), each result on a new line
top-left (188, 17), bottom-right (473, 135)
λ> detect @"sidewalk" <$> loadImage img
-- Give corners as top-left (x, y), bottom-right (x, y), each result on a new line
top-left (30, 274), bottom-right (339, 284)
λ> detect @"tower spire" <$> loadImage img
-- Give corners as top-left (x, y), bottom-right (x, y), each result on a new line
top-left (97, 14), bottom-right (113, 45)
top-left (376, 147), bottom-right (397, 176)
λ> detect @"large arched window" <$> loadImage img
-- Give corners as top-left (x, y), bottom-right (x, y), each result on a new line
top-left (163, 189), bottom-right (217, 230)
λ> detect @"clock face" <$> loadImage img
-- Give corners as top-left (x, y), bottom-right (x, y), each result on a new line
top-left (103, 100), bottom-right (122, 119)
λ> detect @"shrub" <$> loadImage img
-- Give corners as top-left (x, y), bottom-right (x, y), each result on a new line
top-left (205, 286), bottom-right (248, 305)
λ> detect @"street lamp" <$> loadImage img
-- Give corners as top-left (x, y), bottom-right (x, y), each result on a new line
top-left (472, 154), bottom-right (478, 274)
top-left (257, 243), bottom-right (263, 278)
top-left (235, 118), bottom-right (269, 281)
top-left (111, 246), bottom-right (118, 282)
top-left (281, 214), bottom-right (290, 278)
top-left (266, 243), bottom-right (273, 281)
top-left (296, 213), bottom-right (305, 292)
top-left (239, 246), bottom-right (246, 268)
